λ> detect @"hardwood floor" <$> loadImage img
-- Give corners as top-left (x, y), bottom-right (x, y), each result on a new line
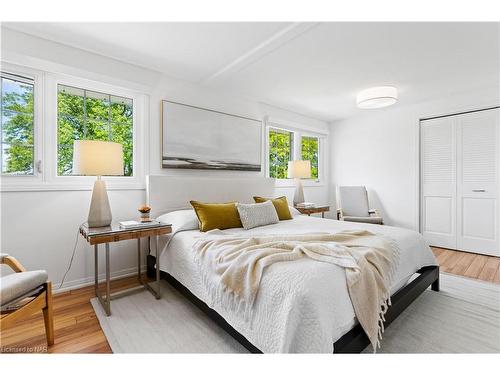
top-left (2, 249), bottom-right (499, 354)
top-left (0, 276), bottom-right (143, 353)
top-left (431, 247), bottom-right (500, 284)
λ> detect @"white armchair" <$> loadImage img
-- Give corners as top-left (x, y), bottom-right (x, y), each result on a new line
top-left (336, 186), bottom-right (383, 224)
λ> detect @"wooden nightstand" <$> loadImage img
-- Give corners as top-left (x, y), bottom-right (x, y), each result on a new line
top-left (79, 222), bottom-right (171, 316)
top-left (295, 205), bottom-right (330, 218)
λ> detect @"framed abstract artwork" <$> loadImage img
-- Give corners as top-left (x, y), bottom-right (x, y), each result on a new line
top-left (161, 100), bottom-right (262, 171)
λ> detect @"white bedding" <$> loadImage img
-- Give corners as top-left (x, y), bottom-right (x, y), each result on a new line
top-left (156, 215), bottom-right (437, 353)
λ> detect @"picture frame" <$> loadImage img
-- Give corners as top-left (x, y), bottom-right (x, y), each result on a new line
top-left (161, 100), bottom-right (262, 171)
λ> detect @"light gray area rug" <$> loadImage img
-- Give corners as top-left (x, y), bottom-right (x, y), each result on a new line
top-left (91, 273), bottom-right (500, 353)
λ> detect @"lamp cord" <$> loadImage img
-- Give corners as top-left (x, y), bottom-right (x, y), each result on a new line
top-left (58, 222), bottom-right (85, 290)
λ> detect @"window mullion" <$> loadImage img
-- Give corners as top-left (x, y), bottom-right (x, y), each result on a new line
top-left (294, 131), bottom-right (300, 161)
top-left (83, 90), bottom-right (87, 139)
top-left (1, 77), bottom-right (3, 173)
top-left (1, 77), bottom-right (3, 170)
top-left (108, 94), bottom-right (112, 141)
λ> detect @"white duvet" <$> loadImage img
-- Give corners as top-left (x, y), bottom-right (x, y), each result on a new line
top-left (156, 215), bottom-right (437, 353)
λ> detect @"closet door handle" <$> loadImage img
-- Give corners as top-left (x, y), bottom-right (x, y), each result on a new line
top-left (472, 189), bottom-right (486, 192)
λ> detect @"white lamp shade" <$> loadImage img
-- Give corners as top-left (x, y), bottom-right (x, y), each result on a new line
top-left (357, 86), bottom-right (398, 109)
top-left (73, 140), bottom-right (124, 176)
top-left (287, 160), bottom-right (311, 179)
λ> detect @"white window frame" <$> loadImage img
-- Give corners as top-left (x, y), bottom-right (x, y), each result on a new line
top-left (299, 132), bottom-right (321, 181)
top-left (45, 73), bottom-right (146, 190)
top-left (0, 62), bottom-right (44, 188)
top-left (266, 125), bottom-right (294, 180)
top-left (0, 62), bottom-right (147, 191)
top-left (265, 120), bottom-right (326, 187)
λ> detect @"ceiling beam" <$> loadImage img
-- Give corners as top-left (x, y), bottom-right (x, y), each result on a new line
top-left (199, 22), bottom-right (319, 85)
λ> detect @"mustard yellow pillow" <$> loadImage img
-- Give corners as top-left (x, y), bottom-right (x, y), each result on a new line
top-left (253, 196), bottom-right (293, 220)
top-left (190, 201), bottom-right (243, 232)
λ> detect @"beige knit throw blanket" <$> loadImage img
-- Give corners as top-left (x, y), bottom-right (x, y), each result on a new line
top-left (194, 230), bottom-right (400, 351)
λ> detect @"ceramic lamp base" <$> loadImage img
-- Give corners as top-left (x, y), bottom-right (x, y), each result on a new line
top-left (87, 177), bottom-right (112, 227)
top-left (293, 178), bottom-right (305, 206)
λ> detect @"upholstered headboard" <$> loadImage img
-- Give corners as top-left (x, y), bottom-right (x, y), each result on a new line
top-left (146, 175), bottom-right (275, 217)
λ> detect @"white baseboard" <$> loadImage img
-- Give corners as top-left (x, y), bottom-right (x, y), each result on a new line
top-left (53, 265), bottom-right (148, 294)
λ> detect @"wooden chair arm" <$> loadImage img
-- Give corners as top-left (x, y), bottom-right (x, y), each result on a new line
top-left (1, 255), bottom-right (27, 273)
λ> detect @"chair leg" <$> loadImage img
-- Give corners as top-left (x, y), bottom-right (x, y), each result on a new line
top-left (42, 282), bottom-right (54, 346)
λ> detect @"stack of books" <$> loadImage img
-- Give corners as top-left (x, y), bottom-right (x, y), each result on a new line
top-left (295, 202), bottom-right (316, 209)
top-left (119, 220), bottom-right (163, 229)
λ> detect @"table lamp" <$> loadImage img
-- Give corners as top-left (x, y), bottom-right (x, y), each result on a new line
top-left (287, 160), bottom-right (311, 206)
top-left (73, 140), bottom-right (124, 227)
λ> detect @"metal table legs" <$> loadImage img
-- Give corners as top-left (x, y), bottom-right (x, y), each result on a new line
top-left (94, 244), bottom-right (98, 296)
top-left (94, 243), bottom-right (111, 316)
top-left (94, 236), bottom-right (161, 316)
top-left (141, 235), bottom-right (161, 299)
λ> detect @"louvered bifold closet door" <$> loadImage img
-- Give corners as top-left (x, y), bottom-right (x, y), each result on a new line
top-left (456, 108), bottom-right (499, 256)
top-left (421, 117), bottom-right (457, 249)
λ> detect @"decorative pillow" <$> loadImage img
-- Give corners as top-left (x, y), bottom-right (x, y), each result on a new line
top-left (236, 201), bottom-right (279, 230)
top-left (289, 205), bottom-right (301, 217)
top-left (156, 209), bottom-right (199, 233)
top-left (253, 196), bottom-right (293, 220)
top-left (189, 201), bottom-right (243, 232)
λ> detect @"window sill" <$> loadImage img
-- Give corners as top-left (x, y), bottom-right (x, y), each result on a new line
top-left (0, 182), bottom-right (145, 192)
top-left (273, 179), bottom-right (326, 188)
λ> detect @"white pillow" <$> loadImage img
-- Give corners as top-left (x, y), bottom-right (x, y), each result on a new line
top-left (289, 206), bottom-right (301, 217)
top-left (236, 201), bottom-right (279, 230)
top-left (156, 209), bottom-right (199, 233)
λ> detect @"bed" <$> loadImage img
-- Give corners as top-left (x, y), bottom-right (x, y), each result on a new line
top-left (146, 176), bottom-right (439, 353)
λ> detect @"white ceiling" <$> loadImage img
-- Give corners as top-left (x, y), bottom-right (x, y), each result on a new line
top-left (3, 22), bottom-right (499, 121)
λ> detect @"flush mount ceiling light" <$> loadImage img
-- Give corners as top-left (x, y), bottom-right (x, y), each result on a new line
top-left (357, 86), bottom-right (398, 109)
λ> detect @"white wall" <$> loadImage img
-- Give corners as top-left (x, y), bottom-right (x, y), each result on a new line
top-left (329, 86), bottom-right (499, 230)
top-left (147, 75), bottom-right (330, 205)
top-left (0, 28), bottom-right (330, 291)
top-left (1, 189), bottom-right (144, 289)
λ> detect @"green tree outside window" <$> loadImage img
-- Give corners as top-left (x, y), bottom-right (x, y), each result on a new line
top-left (301, 136), bottom-right (319, 179)
top-left (1, 75), bottom-right (35, 175)
top-left (268, 128), bottom-right (293, 179)
top-left (57, 85), bottom-right (133, 176)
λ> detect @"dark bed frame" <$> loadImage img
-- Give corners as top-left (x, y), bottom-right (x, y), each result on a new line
top-left (147, 255), bottom-right (439, 353)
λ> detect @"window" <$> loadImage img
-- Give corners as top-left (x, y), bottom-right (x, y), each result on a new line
top-left (1, 64), bottom-right (145, 191)
top-left (267, 123), bottom-right (324, 182)
top-left (57, 85), bottom-right (133, 176)
top-left (268, 127), bottom-right (293, 179)
top-left (1, 72), bottom-right (35, 175)
top-left (301, 135), bottom-right (319, 179)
